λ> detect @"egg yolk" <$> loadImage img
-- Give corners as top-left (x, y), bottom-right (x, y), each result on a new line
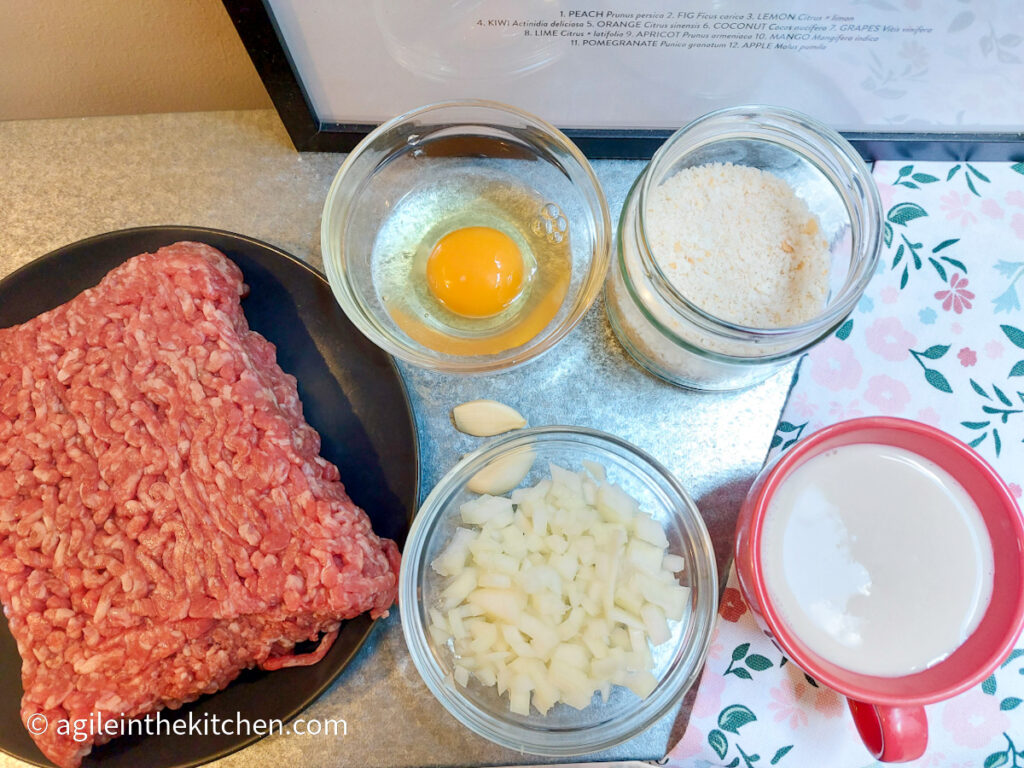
top-left (426, 227), bottom-right (525, 318)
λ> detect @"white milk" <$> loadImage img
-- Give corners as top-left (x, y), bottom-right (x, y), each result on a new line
top-left (761, 443), bottom-right (994, 677)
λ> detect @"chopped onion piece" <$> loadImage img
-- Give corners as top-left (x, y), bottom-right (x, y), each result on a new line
top-left (461, 495), bottom-right (514, 527)
top-left (641, 603), bottom-right (671, 647)
top-left (431, 527), bottom-right (478, 577)
top-left (479, 572), bottom-right (512, 589)
top-left (441, 568), bottom-right (477, 610)
top-left (663, 553), bottom-right (686, 573)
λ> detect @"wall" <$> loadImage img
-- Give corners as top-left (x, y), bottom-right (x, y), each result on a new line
top-left (0, 0), bottom-right (271, 121)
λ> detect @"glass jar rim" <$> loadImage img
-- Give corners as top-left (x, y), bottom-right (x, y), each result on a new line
top-left (632, 104), bottom-right (882, 350)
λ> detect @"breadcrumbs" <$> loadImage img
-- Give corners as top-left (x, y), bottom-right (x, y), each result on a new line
top-left (644, 162), bottom-right (830, 328)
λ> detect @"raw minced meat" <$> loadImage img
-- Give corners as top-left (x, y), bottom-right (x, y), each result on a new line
top-left (0, 242), bottom-right (401, 768)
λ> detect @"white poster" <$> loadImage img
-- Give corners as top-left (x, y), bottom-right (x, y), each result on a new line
top-left (268, 0), bottom-right (1024, 132)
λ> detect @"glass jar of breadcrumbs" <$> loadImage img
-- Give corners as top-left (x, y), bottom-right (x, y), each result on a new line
top-left (606, 105), bottom-right (882, 391)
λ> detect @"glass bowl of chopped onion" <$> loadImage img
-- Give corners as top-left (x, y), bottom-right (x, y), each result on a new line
top-left (399, 426), bottom-right (718, 755)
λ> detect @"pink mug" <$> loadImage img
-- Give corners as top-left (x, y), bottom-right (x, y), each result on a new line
top-left (735, 417), bottom-right (1024, 763)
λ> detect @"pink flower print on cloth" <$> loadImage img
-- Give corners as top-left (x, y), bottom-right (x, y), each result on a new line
top-left (985, 340), bottom-right (1004, 360)
top-left (918, 754), bottom-right (974, 768)
top-left (935, 273), bottom-right (974, 313)
top-left (865, 316), bottom-right (916, 361)
top-left (768, 681), bottom-right (811, 730)
top-left (941, 191), bottom-right (977, 227)
top-left (809, 336), bottom-right (862, 391)
top-left (692, 669), bottom-right (728, 719)
top-left (787, 392), bottom-right (817, 420)
top-left (1013, 213), bottom-right (1024, 241)
top-left (829, 399), bottom-right (864, 421)
top-left (940, 687), bottom-right (1011, 749)
top-left (880, 285), bottom-right (901, 304)
top-left (670, 723), bottom-right (706, 761)
top-left (706, 622), bottom-right (725, 663)
top-left (863, 374), bottom-right (911, 414)
top-left (981, 198), bottom-right (1005, 219)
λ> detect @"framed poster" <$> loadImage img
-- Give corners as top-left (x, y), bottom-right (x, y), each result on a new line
top-left (224, 0), bottom-right (1024, 158)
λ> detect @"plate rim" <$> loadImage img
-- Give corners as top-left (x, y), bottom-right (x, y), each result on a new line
top-left (0, 225), bottom-right (420, 768)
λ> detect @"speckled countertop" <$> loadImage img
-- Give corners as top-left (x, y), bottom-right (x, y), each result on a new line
top-left (0, 110), bottom-right (792, 768)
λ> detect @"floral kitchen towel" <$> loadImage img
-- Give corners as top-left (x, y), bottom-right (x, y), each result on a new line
top-left (669, 161), bottom-right (1024, 768)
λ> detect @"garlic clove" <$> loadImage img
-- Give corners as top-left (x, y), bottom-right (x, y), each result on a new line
top-left (467, 450), bottom-right (536, 495)
top-left (452, 399), bottom-right (527, 437)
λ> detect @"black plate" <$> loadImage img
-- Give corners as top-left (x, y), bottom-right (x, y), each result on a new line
top-left (0, 227), bottom-right (418, 768)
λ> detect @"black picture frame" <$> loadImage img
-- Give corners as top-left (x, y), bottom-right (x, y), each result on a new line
top-left (223, 0), bottom-right (1024, 161)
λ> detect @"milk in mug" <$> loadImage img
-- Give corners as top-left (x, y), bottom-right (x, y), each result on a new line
top-left (761, 443), bottom-right (994, 677)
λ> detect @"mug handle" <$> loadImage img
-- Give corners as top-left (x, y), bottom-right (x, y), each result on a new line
top-left (848, 699), bottom-right (928, 763)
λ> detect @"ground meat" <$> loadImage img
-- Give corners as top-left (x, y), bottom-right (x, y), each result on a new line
top-left (0, 242), bottom-right (401, 768)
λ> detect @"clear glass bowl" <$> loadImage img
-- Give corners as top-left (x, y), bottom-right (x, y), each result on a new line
top-left (322, 100), bottom-right (611, 374)
top-left (399, 426), bottom-right (718, 755)
top-left (606, 105), bottom-right (882, 391)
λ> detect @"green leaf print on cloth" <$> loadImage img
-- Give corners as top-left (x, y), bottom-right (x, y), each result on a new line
top-left (892, 164), bottom-right (940, 190)
top-left (725, 643), bottom-right (775, 679)
top-left (708, 705), bottom-right (795, 768)
top-left (946, 162), bottom-right (992, 197)
top-left (884, 199), bottom-right (966, 290)
top-left (960, 374), bottom-right (1024, 456)
top-left (910, 344), bottom-right (953, 393)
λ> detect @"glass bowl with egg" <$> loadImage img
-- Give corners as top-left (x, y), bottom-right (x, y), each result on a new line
top-left (605, 105), bottom-right (882, 391)
top-left (322, 100), bottom-right (611, 373)
top-left (400, 426), bottom-right (718, 755)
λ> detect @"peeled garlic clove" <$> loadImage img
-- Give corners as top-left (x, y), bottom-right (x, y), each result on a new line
top-left (452, 399), bottom-right (527, 437)
top-left (467, 450), bottom-right (536, 495)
